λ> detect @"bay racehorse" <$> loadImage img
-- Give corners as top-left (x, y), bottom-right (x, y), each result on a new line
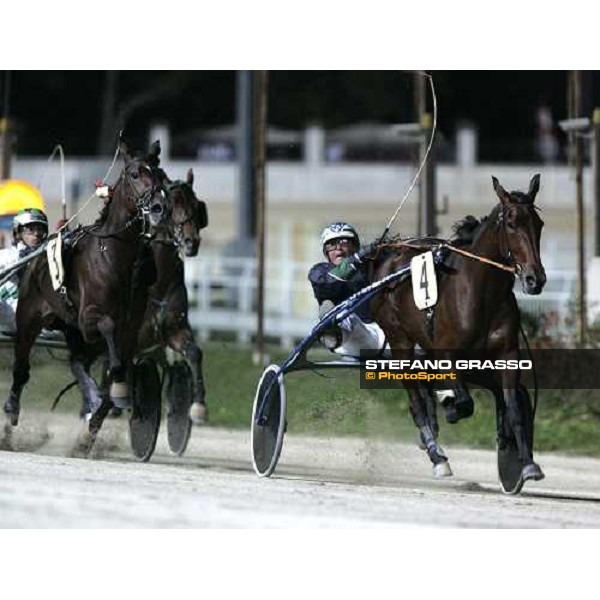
top-left (371, 174), bottom-right (546, 488)
top-left (3, 141), bottom-right (170, 427)
top-left (67, 166), bottom-right (209, 452)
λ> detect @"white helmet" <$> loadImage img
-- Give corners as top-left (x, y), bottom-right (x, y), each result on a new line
top-left (320, 222), bottom-right (360, 254)
top-left (12, 208), bottom-right (49, 244)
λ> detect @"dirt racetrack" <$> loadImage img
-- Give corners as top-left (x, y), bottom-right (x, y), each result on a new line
top-left (0, 410), bottom-right (599, 528)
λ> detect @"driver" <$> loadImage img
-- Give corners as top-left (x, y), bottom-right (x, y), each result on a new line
top-left (308, 222), bottom-right (388, 358)
top-left (0, 208), bottom-right (49, 334)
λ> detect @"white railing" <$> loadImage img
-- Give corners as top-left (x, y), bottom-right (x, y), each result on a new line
top-left (185, 255), bottom-right (576, 346)
top-left (185, 255), bottom-right (316, 347)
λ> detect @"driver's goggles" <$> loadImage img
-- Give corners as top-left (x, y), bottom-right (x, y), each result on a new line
top-left (21, 224), bottom-right (47, 235)
top-left (324, 237), bottom-right (354, 252)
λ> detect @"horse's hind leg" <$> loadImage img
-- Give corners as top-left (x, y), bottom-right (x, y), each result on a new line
top-left (4, 316), bottom-right (41, 426)
top-left (423, 384), bottom-right (440, 439)
top-left (184, 340), bottom-right (207, 425)
top-left (415, 384), bottom-right (439, 449)
top-left (75, 395), bottom-right (113, 456)
top-left (70, 358), bottom-right (103, 420)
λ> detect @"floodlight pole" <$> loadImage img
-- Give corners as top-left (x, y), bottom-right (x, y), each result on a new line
top-left (569, 70), bottom-right (587, 345)
top-left (237, 71), bottom-right (256, 241)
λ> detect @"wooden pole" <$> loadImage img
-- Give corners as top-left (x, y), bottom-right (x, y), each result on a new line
top-left (0, 71), bottom-right (11, 181)
top-left (414, 75), bottom-right (426, 236)
top-left (571, 70), bottom-right (587, 345)
top-left (254, 71), bottom-right (268, 365)
top-left (422, 112), bottom-right (437, 236)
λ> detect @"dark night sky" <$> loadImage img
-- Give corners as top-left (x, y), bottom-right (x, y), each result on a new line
top-left (3, 70), bottom-right (599, 162)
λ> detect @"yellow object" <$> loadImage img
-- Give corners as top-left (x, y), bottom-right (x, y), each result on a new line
top-left (0, 180), bottom-right (45, 216)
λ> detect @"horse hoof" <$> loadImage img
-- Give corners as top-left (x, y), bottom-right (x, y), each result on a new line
top-left (522, 462), bottom-right (545, 482)
top-left (4, 410), bottom-right (18, 427)
top-left (1, 422), bottom-right (14, 451)
top-left (109, 406), bottom-right (123, 418)
top-left (3, 397), bottom-right (20, 426)
top-left (74, 430), bottom-right (94, 456)
top-left (189, 402), bottom-right (208, 425)
top-left (110, 396), bottom-right (131, 410)
top-left (433, 461), bottom-right (453, 478)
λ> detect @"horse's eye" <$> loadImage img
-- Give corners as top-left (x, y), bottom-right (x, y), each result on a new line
top-left (131, 171), bottom-right (140, 180)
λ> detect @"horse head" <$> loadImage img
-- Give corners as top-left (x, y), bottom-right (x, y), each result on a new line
top-left (114, 139), bottom-right (169, 230)
top-left (492, 173), bottom-right (546, 295)
top-left (167, 169), bottom-right (208, 257)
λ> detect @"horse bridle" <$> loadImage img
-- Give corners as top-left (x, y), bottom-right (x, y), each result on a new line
top-left (85, 162), bottom-right (168, 240)
top-left (496, 204), bottom-right (523, 275)
top-left (123, 163), bottom-right (168, 237)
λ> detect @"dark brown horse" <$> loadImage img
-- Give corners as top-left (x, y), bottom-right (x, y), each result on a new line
top-left (68, 167), bottom-right (208, 451)
top-left (371, 174), bottom-right (546, 488)
top-left (4, 142), bottom-right (169, 426)
top-left (136, 169), bottom-right (209, 425)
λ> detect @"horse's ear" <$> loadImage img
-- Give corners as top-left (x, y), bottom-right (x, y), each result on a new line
top-left (186, 168), bottom-right (194, 186)
top-left (150, 140), bottom-right (161, 159)
top-left (492, 175), bottom-right (510, 204)
top-left (146, 140), bottom-right (161, 167)
top-left (528, 173), bottom-right (541, 201)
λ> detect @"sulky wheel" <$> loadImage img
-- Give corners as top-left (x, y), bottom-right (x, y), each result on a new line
top-left (129, 358), bottom-right (162, 462)
top-left (165, 362), bottom-right (194, 456)
top-left (251, 364), bottom-right (287, 477)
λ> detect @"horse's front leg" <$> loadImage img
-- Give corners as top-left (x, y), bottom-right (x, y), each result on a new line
top-left (96, 315), bottom-right (131, 409)
top-left (406, 385), bottom-right (452, 477)
top-left (75, 394), bottom-right (114, 456)
top-left (168, 328), bottom-right (207, 425)
top-left (502, 385), bottom-right (544, 482)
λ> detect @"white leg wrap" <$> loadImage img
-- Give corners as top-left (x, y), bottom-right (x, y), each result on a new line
top-left (110, 382), bottom-right (131, 409)
top-left (435, 389), bottom-right (456, 404)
